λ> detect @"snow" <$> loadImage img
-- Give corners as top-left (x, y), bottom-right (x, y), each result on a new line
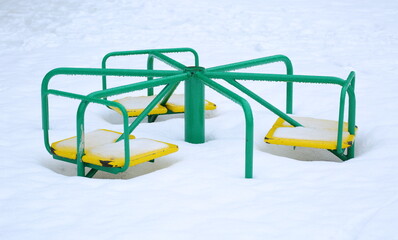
top-left (281, 116), bottom-right (348, 130)
top-left (52, 129), bottom-right (171, 160)
top-left (89, 138), bottom-right (170, 159)
top-left (53, 129), bottom-right (129, 153)
top-left (272, 116), bottom-right (350, 141)
top-left (273, 127), bottom-right (350, 141)
top-left (1, 0), bottom-right (398, 239)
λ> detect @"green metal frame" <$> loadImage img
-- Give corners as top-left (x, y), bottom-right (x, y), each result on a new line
top-left (42, 48), bottom-right (356, 178)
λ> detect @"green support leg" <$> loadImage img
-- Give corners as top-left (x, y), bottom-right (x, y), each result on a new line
top-left (185, 67), bottom-right (205, 144)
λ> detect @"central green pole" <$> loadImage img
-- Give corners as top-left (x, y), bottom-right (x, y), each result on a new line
top-left (185, 67), bottom-right (205, 143)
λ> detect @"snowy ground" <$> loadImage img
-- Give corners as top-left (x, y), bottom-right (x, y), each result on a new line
top-left (1, 0), bottom-right (398, 239)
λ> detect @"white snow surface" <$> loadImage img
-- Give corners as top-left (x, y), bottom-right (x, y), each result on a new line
top-left (89, 138), bottom-right (170, 159)
top-left (273, 127), bottom-right (350, 142)
top-left (1, 0), bottom-right (398, 239)
top-left (53, 129), bottom-right (169, 159)
top-left (273, 116), bottom-right (350, 141)
top-left (281, 116), bottom-right (347, 130)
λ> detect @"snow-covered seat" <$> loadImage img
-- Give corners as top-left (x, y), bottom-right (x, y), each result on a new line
top-left (111, 94), bottom-right (216, 117)
top-left (51, 129), bottom-right (178, 168)
top-left (264, 116), bottom-right (356, 150)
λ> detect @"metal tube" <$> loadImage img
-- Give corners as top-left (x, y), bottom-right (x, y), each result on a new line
top-left (185, 72), bottom-right (205, 144)
top-left (102, 48), bottom-right (199, 67)
top-left (147, 55), bottom-right (154, 96)
top-left (206, 55), bottom-right (292, 73)
top-left (206, 72), bottom-right (345, 85)
top-left (151, 52), bottom-right (187, 70)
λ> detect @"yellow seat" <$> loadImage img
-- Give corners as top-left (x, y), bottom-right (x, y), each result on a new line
top-left (51, 129), bottom-right (178, 168)
top-left (264, 116), bottom-right (356, 150)
top-left (111, 94), bottom-right (216, 117)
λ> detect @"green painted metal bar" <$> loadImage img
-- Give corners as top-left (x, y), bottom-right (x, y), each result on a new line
top-left (222, 78), bottom-right (302, 127)
top-left (116, 82), bottom-right (181, 142)
top-left (328, 150), bottom-right (349, 161)
top-left (197, 73), bottom-right (254, 179)
top-left (346, 72), bottom-right (356, 135)
top-left (336, 90), bottom-right (347, 155)
top-left (205, 71), bottom-right (345, 85)
top-left (84, 162), bottom-right (125, 174)
top-left (146, 55), bottom-right (156, 123)
top-left (88, 73), bottom-right (188, 99)
top-left (185, 69), bottom-right (205, 144)
top-left (151, 52), bottom-right (187, 70)
top-left (159, 83), bottom-right (179, 106)
top-left (206, 55), bottom-right (294, 114)
top-left (206, 55), bottom-right (293, 73)
top-left (102, 48), bottom-right (199, 67)
top-left (148, 52), bottom-right (187, 110)
top-left (85, 168), bottom-right (98, 178)
top-left (146, 52), bottom-right (187, 106)
top-left (346, 86), bottom-right (356, 159)
top-left (286, 82), bottom-right (293, 114)
top-left (44, 68), bottom-right (182, 82)
top-left (335, 71), bottom-right (356, 157)
top-left (147, 55), bottom-right (155, 96)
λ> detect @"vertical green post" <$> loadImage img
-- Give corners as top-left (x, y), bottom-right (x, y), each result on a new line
top-left (147, 55), bottom-right (154, 96)
top-left (185, 67), bottom-right (205, 143)
top-left (286, 65), bottom-right (293, 114)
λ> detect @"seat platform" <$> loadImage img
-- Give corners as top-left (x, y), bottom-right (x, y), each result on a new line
top-left (51, 129), bottom-right (178, 168)
top-left (264, 116), bottom-right (356, 150)
top-left (112, 94), bottom-right (216, 117)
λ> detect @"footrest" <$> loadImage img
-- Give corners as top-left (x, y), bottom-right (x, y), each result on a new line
top-left (264, 116), bottom-right (356, 150)
top-left (51, 129), bottom-right (178, 167)
top-left (112, 94), bottom-right (216, 117)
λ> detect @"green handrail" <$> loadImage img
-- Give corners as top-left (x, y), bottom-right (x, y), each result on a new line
top-left (102, 47), bottom-right (199, 68)
top-left (151, 52), bottom-right (187, 70)
top-left (207, 55), bottom-right (294, 113)
top-left (334, 71), bottom-right (356, 157)
top-left (205, 71), bottom-right (345, 85)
